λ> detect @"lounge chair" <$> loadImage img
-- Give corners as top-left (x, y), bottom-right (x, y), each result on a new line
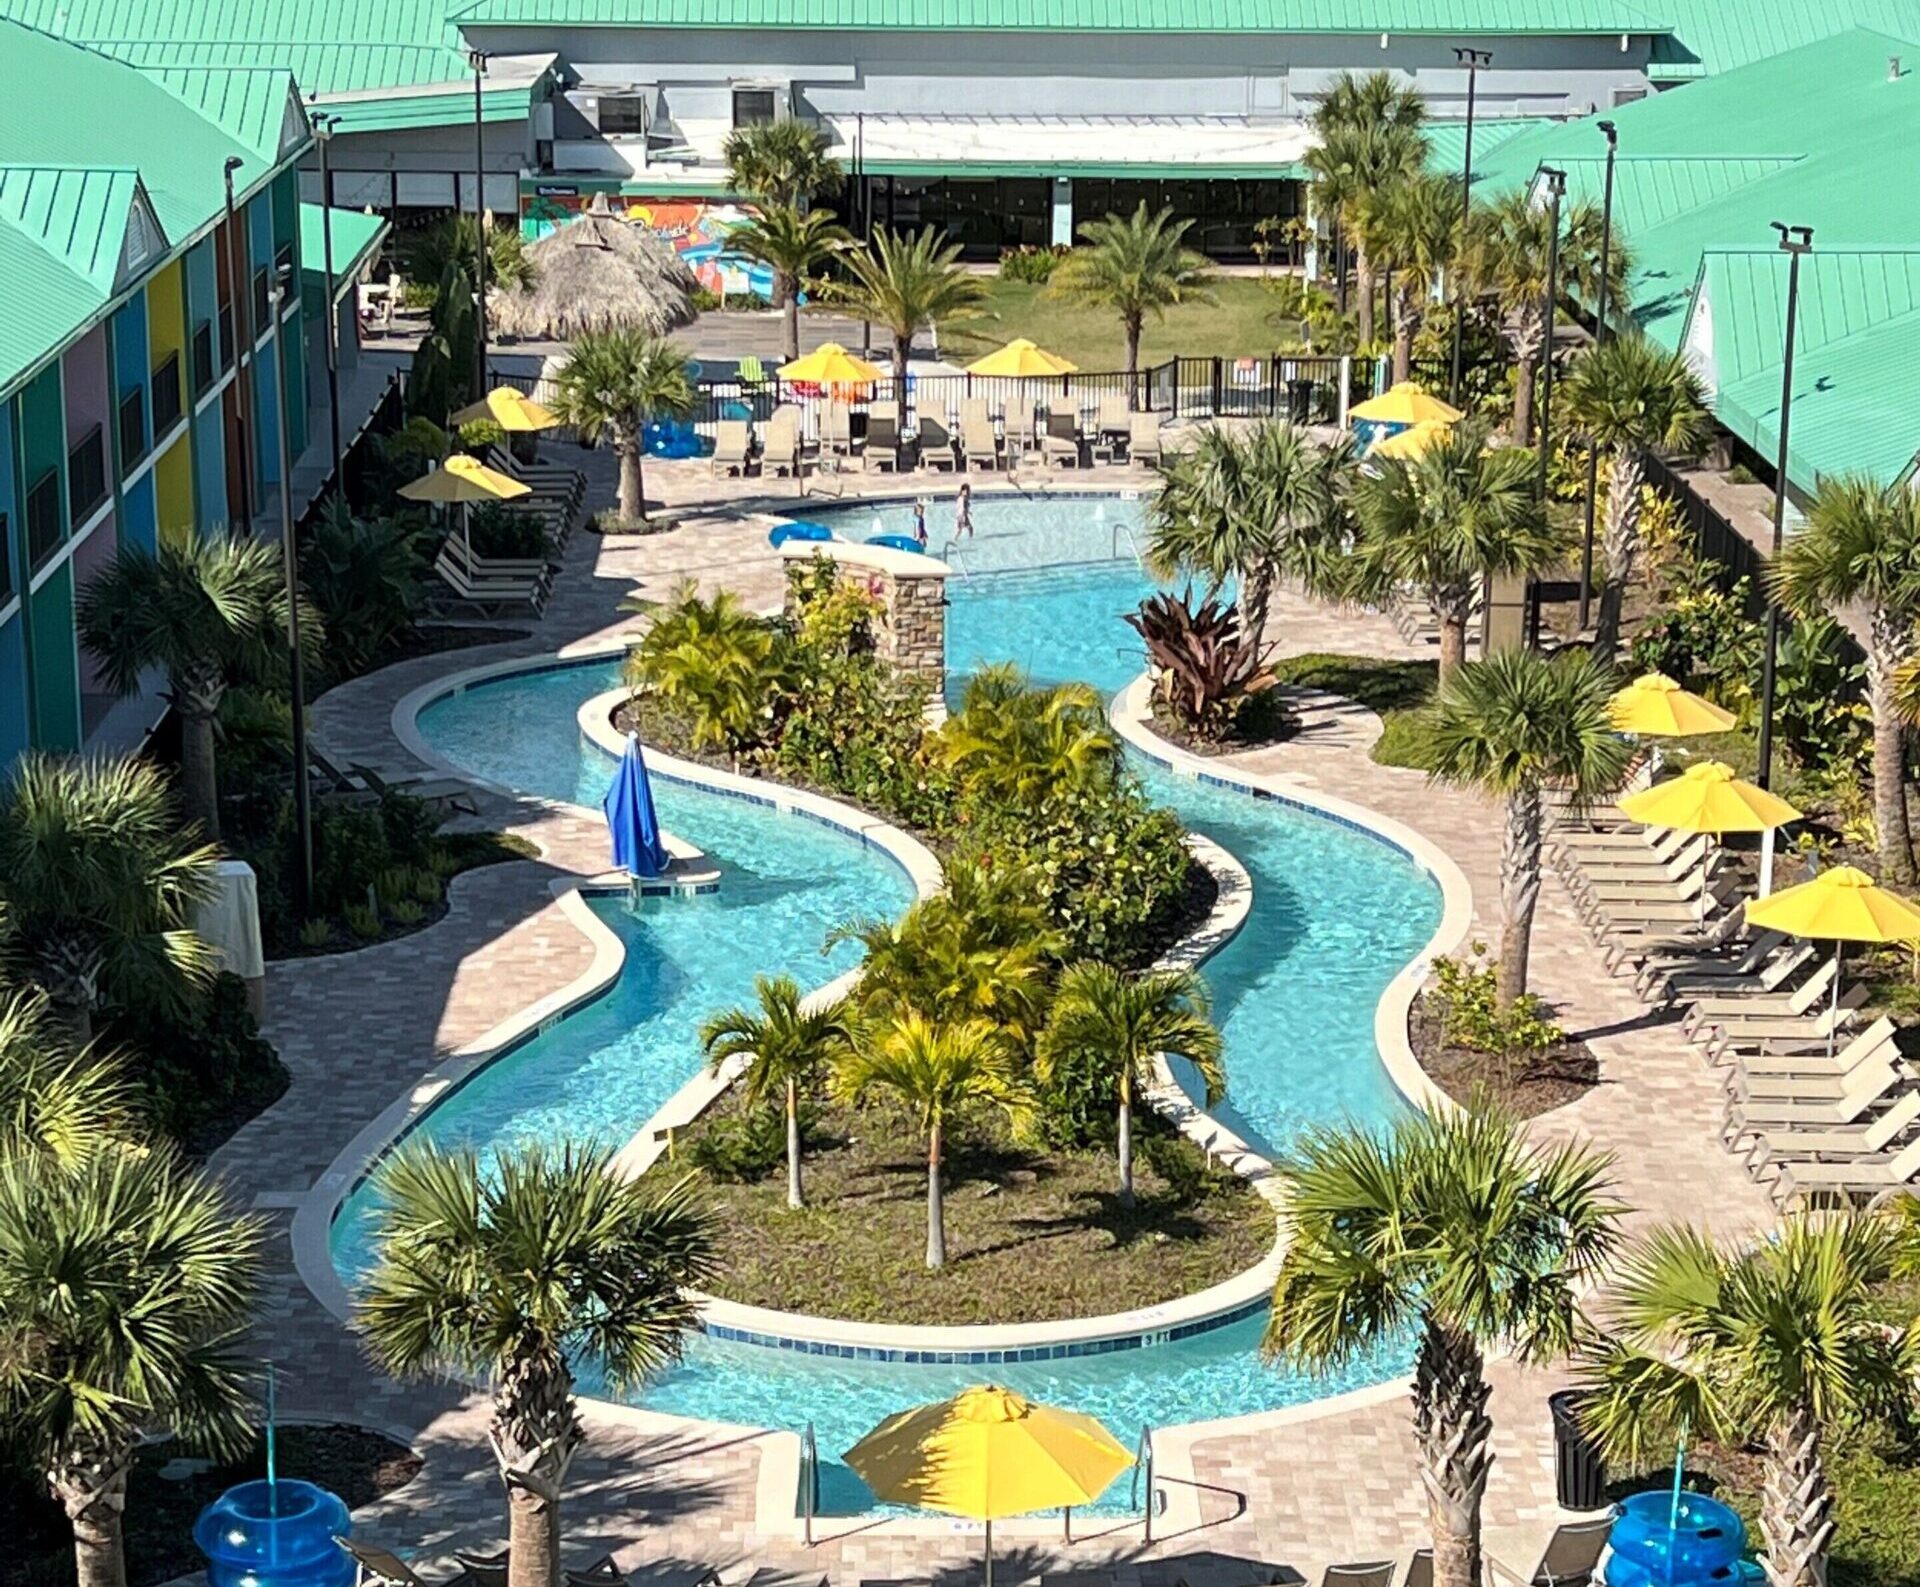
top-left (1587, 873), bottom-right (1744, 935)
top-left (1568, 833), bottom-right (1711, 887)
top-left (431, 546), bottom-right (547, 618)
top-left (1726, 1044), bottom-right (1902, 1103)
top-left (737, 354), bottom-right (767, 389)
top-left (336, 1539), bottom-right (509, 1587)
top-left (710, 419), bottom-right (752, 476)
top-left (962, 408), bottom-right (1001, 471)
top-left (1094, 390), bottom-right (1131, 442)
top-left (821, 400), bottom-right (854, 463)
top-left (440, 527), bottom-right (554, 587)
top-left (865, 412), bottom-right (900, 472)
top-left (1641, 931), bottom-right (1794, 1001)
top-left (1747, 1088), bottom-right (1920, 1190)
top-left (1128, 411), bottom-right (1164, 467)
top-left (918, 414), bottom-right (957, 471)
top-left (1041, 405), bottom-right (1080, 469)
top-left (1734, 1016), bottom-right (1899, 1078)
top-left (762, 405), bottom-right (804, 476)
top-left (1680, 953), bottom-right (1842, 1038)
top-left (1403, 1550), bottom-right (1433, 1587)
top-left (1724, 1060), bottom-right (1909, 1148)
top-left (1698, 986), bottom-right (1867, 1061)
top-left (1484, 1515), bottom-right (1614, 1587)
top-left (1004, 400), bottom-right (1039, 458)
top-left (1321, 1564), bottom-right (1394, 1587)
top-left (1771, 1130), bottom-right (1920, 1208)
top-left (351, 761), bottom-right (482, 816)
top-left (960, 396), bottom-right (995, 437)
top-left (483, 445), bottom-right (584, 514)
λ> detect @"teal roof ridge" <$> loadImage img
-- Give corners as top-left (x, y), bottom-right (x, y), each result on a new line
top-left (0, 162), bottom-right (143, 293)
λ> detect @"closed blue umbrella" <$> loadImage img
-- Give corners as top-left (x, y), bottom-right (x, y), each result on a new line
top-left (603, 731), bottom-right (670, 878)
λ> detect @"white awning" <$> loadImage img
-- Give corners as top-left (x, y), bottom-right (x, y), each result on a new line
top-left (823, 113), bottom-right (1314, 177)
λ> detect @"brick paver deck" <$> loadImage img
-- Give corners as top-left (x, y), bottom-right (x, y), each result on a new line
top-left (197, 448), bottom-right (1777, 1587)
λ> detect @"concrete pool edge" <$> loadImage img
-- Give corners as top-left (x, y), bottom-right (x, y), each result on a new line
top-left (1109, 673), bottom-right (1475, 1116)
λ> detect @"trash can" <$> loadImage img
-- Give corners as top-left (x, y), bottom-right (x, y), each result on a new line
top-left (1286, 377), bottom-right (1317, 424)
top-left (1550, 1390), bottom-right (1608, 1511)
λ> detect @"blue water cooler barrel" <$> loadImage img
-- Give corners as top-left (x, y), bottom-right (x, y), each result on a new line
top-left (1605, 1491), bottom-right (1754, 1587)
top-left (195, 1478), bottom-right (355, 1587)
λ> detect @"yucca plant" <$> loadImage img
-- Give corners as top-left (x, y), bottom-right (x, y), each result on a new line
top-left (357, 1144), bottom-right (715, 1587)
top-left (699, 973), bottom-right (853, 1208)
top-left (0, 753), bottom-right (217, 1042)
top-left (76, 529), bottom-right (316, 839)
top-left (1266, 1100), bottom-right (1621, 1587)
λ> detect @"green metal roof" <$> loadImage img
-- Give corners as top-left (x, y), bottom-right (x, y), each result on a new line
top-left (1649, 0), bottom-right (1920, 79)
top-left (1423, 117), bottom-right (1562, 176)
top-left (0, 213), bottom-right (101, 392)
top-left (0, 166), bottom-right (140, 294)
top-left (451, 0), bottom-right (1669, 31)
top-left (1690, 249), bottom-right (1920, 390)
top-left (299, 201), bottom-right (388, 302)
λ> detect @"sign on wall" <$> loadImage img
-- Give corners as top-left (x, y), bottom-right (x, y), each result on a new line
top-left (519, 189), bottom-right (776, 298)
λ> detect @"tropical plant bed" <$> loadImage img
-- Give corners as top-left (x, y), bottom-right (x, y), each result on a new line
top-left (1410, 990), bottom-right (1598, 1118)
top-left (1, 1424), bottom-right (421, 1587)
top-left (1267, 653), bottom-right (1438, 769)
top-left (1146, 688), bottom-right (1301, 758)
top-left (276, 829), bottom-right (540, 959)
top-left (678, 1085), bottom-right (1274, 1326)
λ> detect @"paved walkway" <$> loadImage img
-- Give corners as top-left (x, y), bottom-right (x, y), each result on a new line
top-left (197, 450), bottom-right (1777, 1586)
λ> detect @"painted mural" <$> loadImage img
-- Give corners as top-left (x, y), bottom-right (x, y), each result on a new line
top-left (519, 189), bottom-right (776, 298)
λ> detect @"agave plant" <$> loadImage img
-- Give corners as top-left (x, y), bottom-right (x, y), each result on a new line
top-left (1124, 587), bottom-right (1282, 740)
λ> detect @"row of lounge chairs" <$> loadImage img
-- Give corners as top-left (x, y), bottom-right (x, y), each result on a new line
top-left (425, 444), bottom-right (587, 618)
top-left (709, 398), bottom-right (1167, 479)
top-left (1310, 1513), bottom-right (1612, 1586)
top-left (1550, 794), bottom-right (1916, 1209)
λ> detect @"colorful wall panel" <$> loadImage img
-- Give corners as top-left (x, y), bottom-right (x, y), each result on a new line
top-left (154, 431), bottom-right (194, 549)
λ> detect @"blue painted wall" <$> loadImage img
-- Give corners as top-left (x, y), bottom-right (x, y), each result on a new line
top-left (0, 394), bottom-right (18, 610)
top-left (185, 236), bottom-right (219, 381)
top-left (192, 404), bottom-right (227, 532)
top-left (0, 614), bottom-right (28, 767)
top-left (253, 337), bottom-right (280, 486)
top-left (121, 470), bottom-right (156, 555)
top-left (111, 296), bottom-right (149, 465)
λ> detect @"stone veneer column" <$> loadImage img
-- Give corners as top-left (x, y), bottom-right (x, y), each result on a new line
top-left (784, 545), bottom-right (948, 692)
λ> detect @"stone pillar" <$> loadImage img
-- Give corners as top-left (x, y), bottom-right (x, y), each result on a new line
top-left (783, 544), bottom-right (947, 691)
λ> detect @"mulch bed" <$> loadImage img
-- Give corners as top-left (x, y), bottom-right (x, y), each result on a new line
top-left (1146, 690), bottom-right (1301, 759)
top-left (683, 1087), bottom-right (1274, 1326)
top-left (1411, 992), bottom-right (1600, 1119)
top-left (3, 1425), bottom-right (421, 1587)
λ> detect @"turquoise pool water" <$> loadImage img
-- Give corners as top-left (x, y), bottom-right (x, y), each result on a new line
top-left (329, 497), bottom-right (1442, 1515)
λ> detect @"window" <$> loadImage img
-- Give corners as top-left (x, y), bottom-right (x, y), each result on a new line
top-left (67, 426), bottom-right (107, 525)
top-left (252, 267), bottom-right (270, 338)
top-left (731, 88), bottom-right (777, 129)
top-left (191, 321), bottom-right (215, 396)
top-left (152, 352), bottom-right (183, 433)
top-left (0, 513), bottom-right (11, 605)
top-left (597, 95), bottom-right (648, 136)
top-left (217, 303), bottom-right (235, 371)
top-left (118, 385), bottom-right (146, 468)
top-left (274, 244), bottom-right (294, 302)
top-left (25, 470), bottom-right (62, 568)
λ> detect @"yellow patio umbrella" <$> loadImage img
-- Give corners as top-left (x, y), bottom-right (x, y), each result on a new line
top-left (846, 1385), bottom-right (1131, 1584)
top-left (1618, 762), bottom-right (1801, 834)
top-left (966, 338), bottom-right (1078, 378)
top-left (1349, 381), bottom-right (1464, 426)
top-left (776, 341), bottom-right (883, 385)
top-left (397, 453), bottom-right (530, 554)
top-left (448, 386), bottom-right (563, 432)
top-left (1370, 419), bottom-right (1451, 460)
top-left (1608, 672), bottom-right (1738, 737)
top-left (1745, 866), bottom-right (1920, 1054)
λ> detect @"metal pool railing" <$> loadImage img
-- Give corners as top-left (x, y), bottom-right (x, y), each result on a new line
top-left (801, 1419), bottom-right (819, 1545)
top-left (1131, 1422), bottom-right (1157, 1542)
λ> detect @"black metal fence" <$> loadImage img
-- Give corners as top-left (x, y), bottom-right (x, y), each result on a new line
top-left (295, 372), bottom-right (405, 539)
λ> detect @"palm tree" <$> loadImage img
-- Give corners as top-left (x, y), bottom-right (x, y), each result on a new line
top-left (700, 974), bottom-right (853, 1208)
top-left (1368, 171), bottom-right (1461, 382)
top-left (1420, 651), bottom-right (1631, 1003)
top-left (398, 213), bottom-right (534, 308)
top-left (722, 117), bottom-right (842, 208)
top-left (358, 1143), bottom-right (715, 1587)
top-left (1147, 419), bottom-right (1357, 641)
top-left (1771, 477), bottom-right (1920, 881)
top-left (0, 753), bottom-right (216, 1043)
top-left (552, 328), bottom-right (695, 524)
top-left (1465, 190), bottom-right (1624, 444)
top-left (625, 581), bottom-right (782, 761)
top-left (724, 204), bottom-right (852, 362)
top-left (1038, 962), bottom-right (1224, 1205)
top-left (832, 1013), bottom-right (1026, 1268)
top-left (1049, 204), bottom-right (1214, 399)
top-left (1558, 334), bottom-right (1712, 657)
top-left (1266, 1100), bottom-right (1621, 1587)
top-left (0, 1144), bottom-right (262, 1587)
top-left (1350, 425), bottom-right (1561, 680)
top-left (0, 986), bottom-right (137, 1168)
top-left (940, 664), bottom-right (1120, 801)
top-left (76, 529), bottom-right (310, 839)
top-left (838, 227), bottom-right (984, 437)
top-left (1580, 1214), bottom-right (1911, 1587)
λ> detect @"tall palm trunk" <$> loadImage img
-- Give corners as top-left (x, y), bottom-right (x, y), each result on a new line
top-left (925, 1118), bottom-right (946, 1269)
top-left (1593, 444), bottom-right (1646, 660)
top-left (785, 1075), bottom-right (804, 1209)
top-left (614, 421), bottom-right (644, 524)
top-left (1759, 1403), bottom-right (1833, 1587)
top-left (1506, 305), bottom-right (1545, 444)
top-left (174, 662), bottom-right (226, 841)
top-left (1866, 609), bottom-right (1917, 884)
top-left (1412, 1319), bottom-right (1493, 1587)
top-left (1392, 286), bottom-right (1418, 384)
top-left (779, 271), bottom-right (800, 362)
top-left (1124, 313), bottom-right (1143, 409)
top-left (1433, 581), bottom-right (1473, 682)
top-left (892, 338), bottom-right (911, 448)
top-left (1497, 784), bottom-right (1543, 1006)
top-left (52, 1434), bottom-right (132, 1587)
top-left (1116, 1068), bottom-right (1135, 1208)
top-left (492, 1350), bottom-right (578, 1587)
top-left (1355, 243), bottom-right (1377, 348)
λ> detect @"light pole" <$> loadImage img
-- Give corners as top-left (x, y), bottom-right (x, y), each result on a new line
top-left (223, 156), bottom-right (256, 535)
top-left (270, 261), bottom-right (313, 919)
top-left (1755, 222), bottom-right (1814, 793)
top-left (312, 111), bottom-right (344, 484)
top-left (1448, 46), bottom-right (1492, 403)
top-left (1535, 167), bottom-right (1566, 504)
top-left (469, 48), bottom-right (491, 397)
top-left (1577, 119), bottom-right (1618, 633)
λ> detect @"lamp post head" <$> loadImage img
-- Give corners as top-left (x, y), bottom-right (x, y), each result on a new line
top-left (1770, 221), bottom-right (1814, 254)
top-left (1453, 45), bottom-right (1493, 67)
top-left (1597, 118), bottom-right (1618, 147)
top-left (223, 155), bottom-right (244, 176)
top-left (467, 47), bottom-right (489, 73)
top-left (311, 112), bottom-right (336, 141)
top-left (1541, 165), bottom-right (1568, 198)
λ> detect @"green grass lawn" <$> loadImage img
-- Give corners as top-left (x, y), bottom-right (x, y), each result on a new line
top-left (1270, 652), bottom-right (1439, 769)
top-left (935, 276), bottom-right (1299, 372)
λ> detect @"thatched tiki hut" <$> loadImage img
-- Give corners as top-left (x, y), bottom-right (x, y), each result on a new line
top-left (494, 194), bottom-right (699, 339)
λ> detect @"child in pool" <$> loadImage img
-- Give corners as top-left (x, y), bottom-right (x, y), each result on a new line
top-left (913, 498), bottom-right (929, 548)
top-left (954, 482), bottom-right (974, 540)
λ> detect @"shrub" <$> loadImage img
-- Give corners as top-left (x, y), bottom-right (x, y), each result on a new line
top-left (626, 581), bottom-right (785, 761)
top-left (387, 899), bottom-right (426, 927)
top-left (299, 919), bottom-right (332, 949)
top-left (1126, 587), bottom-right (1279, 741)
top-left (344, 902), bottom-right (382, 939)
top-left (686, 1102), bottom-right (808, 1181)
top-left (998, 245), bottom-right (1066, 284)
top-left (455, 418), bottom-right (507, 456)
top-left (102, 972), bottom-right (286, 1152)
top-left (1427, 945), bottom-right (1564, 1072)
top-left (301, 502), bottom-right (432, 679)
top-left (385, 416), bottom-right (448, 473)
top-left (1628, 555), bottom-right (1760, 711)
top-left (690, 285), bottom-right (724, 312)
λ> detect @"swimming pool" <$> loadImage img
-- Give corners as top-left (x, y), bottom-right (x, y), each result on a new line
top-left (329, 494), bottom-right (1443, 1514)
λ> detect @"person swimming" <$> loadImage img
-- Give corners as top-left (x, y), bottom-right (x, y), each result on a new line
top-left (954, 482), bottom-right (974, 540)
top-left (912, 498), bottom-right (929, 548)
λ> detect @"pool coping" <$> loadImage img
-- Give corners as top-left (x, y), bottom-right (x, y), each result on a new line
top-left (1109, 672), bottom-right (1474, 1115)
